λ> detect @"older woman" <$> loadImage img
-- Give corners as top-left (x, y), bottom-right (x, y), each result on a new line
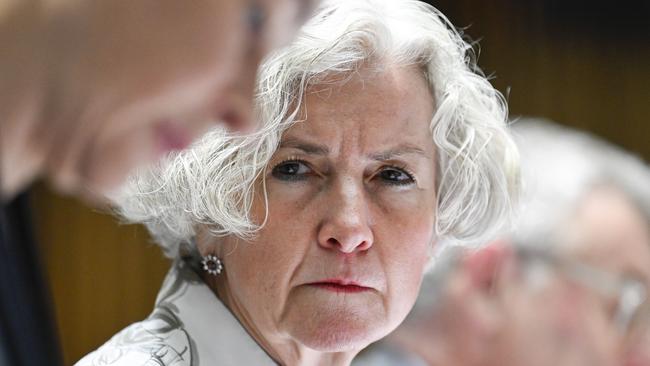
top-left (77, 0), bottom-right (519, 364)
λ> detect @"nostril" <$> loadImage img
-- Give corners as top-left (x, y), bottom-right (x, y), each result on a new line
top-left (357, 240), bottom-right (371, 251)
top-left (326, 238), bottom-right (339, 248)
top-left (324, 237), bottom-right (372, 254)
top-left (317, 218), bottom-right (374, 254)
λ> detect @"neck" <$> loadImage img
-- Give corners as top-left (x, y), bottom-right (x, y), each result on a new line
top-left (204, 272), bottom-right (360, 366)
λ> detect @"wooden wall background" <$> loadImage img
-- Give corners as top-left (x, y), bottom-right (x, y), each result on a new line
top-left (31, 0), bottom-right (649, 364)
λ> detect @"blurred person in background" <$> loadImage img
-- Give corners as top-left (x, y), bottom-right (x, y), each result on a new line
top-left (76, 0), bottom-right (520, 364)
top-left (356, 118), bottom-right (650, 366)
top-left (0, 0), bottom-right (316, 365)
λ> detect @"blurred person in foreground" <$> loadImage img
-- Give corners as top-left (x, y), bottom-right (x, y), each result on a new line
top-left (76, 0), bottom-right (520, 364)
top-left (0, 1), bottom-right (316, 365)
top-left (1, 0), bottom-right (318, 199)
top-left (356, 118), bottom-right (650, 366)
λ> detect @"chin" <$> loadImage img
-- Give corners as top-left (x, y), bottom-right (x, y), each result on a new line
top-left (288, 310), bottom-right (387, 353)
top-left (75, 161), bottom-right (131, 202)
top-left (79, 136), bottom-right (157, 200)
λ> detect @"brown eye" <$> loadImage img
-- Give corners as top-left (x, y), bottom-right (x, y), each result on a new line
top-left (246, 1), bottom-right (266, 35)
top-left (272, 160), bottom-right (311, 181)
top-left (378, 167), bottom-right (415, 186)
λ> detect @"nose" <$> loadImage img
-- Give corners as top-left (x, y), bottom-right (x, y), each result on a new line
top-left (317, 181), bottom-right (374, 254)
top-left (218, 47), bottom-right (261, 132)
top-left (236, 51), bottom-right (258, 114)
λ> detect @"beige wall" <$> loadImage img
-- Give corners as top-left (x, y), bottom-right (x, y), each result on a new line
top-left (33, 1), bottom-right (649, 364)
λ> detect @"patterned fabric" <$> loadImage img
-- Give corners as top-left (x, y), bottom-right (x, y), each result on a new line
top-left (76, 308), bottom-right (192, 366)
top-left (353, 343), bottom-right (428, 366)
top-left (76, 261), bottom-right (275, 366)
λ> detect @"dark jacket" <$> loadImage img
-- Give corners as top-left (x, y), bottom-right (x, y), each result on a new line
top-left (0, 191), bottom-right (63, 366)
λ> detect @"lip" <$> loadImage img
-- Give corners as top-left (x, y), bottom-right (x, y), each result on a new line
top-left (155, 120), bottom-right (192, 155)
top-left (215, 98), bottom-right (257, 134)
top-left (215, 95), bottom-right (254, 133)
top-left (306, 279), bottom-right (373, 293)
top-left (624, 352), bottom-right (650, 366)
top-left (219, 109), bottom-right (246, 131)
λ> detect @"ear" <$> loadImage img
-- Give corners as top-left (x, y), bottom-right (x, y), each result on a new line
top-left (461, 240), bottom-right (515, 293)
top-left (429, 241), bottom-right (516, 360)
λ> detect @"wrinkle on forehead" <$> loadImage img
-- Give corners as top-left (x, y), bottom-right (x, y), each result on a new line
top-left (287, 65), bottom-right (435, 160)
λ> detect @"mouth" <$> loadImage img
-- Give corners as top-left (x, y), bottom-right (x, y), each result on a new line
top-left (219, 109), bottom-right (246, 131)
top-left (217, 103), bottom-right (255, 133)
top-left (306, 279), bottom-right (373, 294)
top-left (155, 120), bottom-right (192, 155)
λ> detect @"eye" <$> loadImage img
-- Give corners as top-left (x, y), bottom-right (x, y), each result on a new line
top-left (377, 166), bottom-right (415, 186)
top-left (246, 1), bottom-right (266, 35)
top-left (271, 160), bottom-right (312, 181)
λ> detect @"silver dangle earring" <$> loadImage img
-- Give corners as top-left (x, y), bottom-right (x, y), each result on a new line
top-left (201, 254), bottom-right (223, 276)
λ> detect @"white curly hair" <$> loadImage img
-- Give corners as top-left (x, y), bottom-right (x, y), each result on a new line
top-left (113, 0), bottom-right (520, 259)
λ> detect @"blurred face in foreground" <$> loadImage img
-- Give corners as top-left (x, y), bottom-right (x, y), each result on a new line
top-left (206, 65), bottom-right (438, 364)
top-left (3, 0), bottom-right (316, 197)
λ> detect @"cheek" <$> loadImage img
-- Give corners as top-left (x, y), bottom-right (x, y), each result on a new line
top-left (80, 122), bottom-right (159, 194)
top-left (224, 235), bottom-right (290, 291)
top-left (385, 230), bottom-right (431, 284)
top-left (232, 185), bottom-right (326, 301)
top-left (379, 212), bottom-right (435, 317)
top-left (220, 237), bottom-right (290, 324)
top-left (263, 178), bottom-right (320, 212)
top-left (223, 200), bottom-right (311, 305)
top-left (378, 193), bottom-right (436, 263)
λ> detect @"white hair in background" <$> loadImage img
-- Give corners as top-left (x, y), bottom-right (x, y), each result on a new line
top-left (114, 0), bottom-right (520, 259)
top-left (401, 118), bottom-right (650, 325)
top-left (511, 117), bottom-right (650, 248)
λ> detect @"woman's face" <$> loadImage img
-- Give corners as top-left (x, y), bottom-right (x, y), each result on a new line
top-left (47, 0), bottom-right (315, 196)
top-left (215, 66), bottom-right (437, 352)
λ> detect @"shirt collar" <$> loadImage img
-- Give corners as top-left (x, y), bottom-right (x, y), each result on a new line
top-left (156, 260), bottom-right (276, 365)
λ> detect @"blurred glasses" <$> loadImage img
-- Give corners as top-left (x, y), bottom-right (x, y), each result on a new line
top-left (515, 245), bottom-right (650, 349)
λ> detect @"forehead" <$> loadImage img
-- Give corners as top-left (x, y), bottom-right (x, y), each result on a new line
top-left (567, 186), bottom-right (650, 283)
top-left (282, 65), bottom-right (435, 154)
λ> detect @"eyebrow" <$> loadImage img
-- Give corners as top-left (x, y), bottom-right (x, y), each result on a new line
top-left (278, 137), bottom-right (429, 160)
top-left (279, 137), bottom-right (330, 155)
top-left (369, 145), bottom-right (429, 161)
